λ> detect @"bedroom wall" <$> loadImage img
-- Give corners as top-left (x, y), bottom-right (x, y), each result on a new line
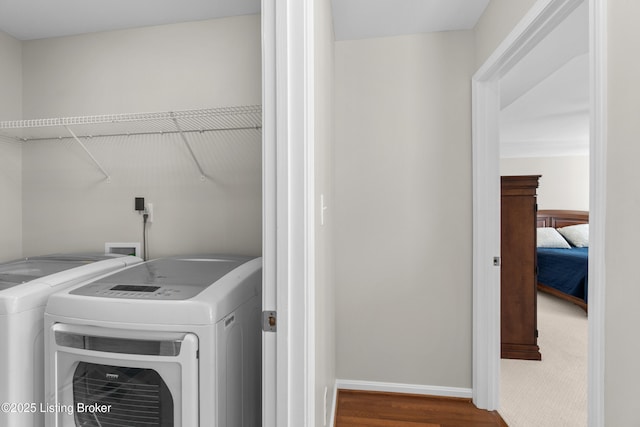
top-left (334, 31), bottom-right (474, 389)
top-left (500, 155), bottom-right (589, 210)
top-left (19, 16), bottom-right (262, 258)
top-left (314, 0), bottom-right (336, 425)
top-left (0, 30), bottom-right (23, 262)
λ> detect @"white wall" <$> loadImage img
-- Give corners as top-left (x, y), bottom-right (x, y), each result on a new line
top-left (500, 155), bottom-right (589, 210)
top-left (22, 17), bottom-right (261, 117)
top-left (314, 0), bottom-right (336, 425)
top-left (605, 1), bottom-right (640, 424)
top-left (0, 31), bottom-right (22, 120)
top-left (0, 30), bottom-right (23, 262)
top-left (18, 16), bottom-right (262, 258)
top-left (334, 31), bottom-right (475, 388)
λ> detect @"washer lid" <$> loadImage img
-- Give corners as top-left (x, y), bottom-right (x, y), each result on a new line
top-left (70, 256), bottom-right (252, 300)
top-left (0, 254), bottom-right (125, 290)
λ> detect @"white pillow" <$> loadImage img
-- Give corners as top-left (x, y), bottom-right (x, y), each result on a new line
top-left (557, 224), bottom-right (589, 247)
top-left (537, 227), bottom-right (572, 248)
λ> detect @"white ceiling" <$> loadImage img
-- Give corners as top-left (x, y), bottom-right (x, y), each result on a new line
top-left (500, 54), bottom-right (589, 158)
top-left (500, 1), bottom-right (589, 158)
top-left (0, 0), bottom-right (261, 41)
top-left (0, 0), bottom-right (489, 42)
top-left (331, 0), bottom-right (490, 41)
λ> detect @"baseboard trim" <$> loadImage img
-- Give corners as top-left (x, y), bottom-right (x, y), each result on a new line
top-left (334, 379), bottom-right (473, 399)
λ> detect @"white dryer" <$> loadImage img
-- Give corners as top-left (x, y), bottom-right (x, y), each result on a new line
top-left (44, 255), bottom-right (262, 427)
top-left (0, 253), bottom-right (143, 427)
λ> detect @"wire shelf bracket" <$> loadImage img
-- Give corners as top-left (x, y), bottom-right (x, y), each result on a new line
top-left (171, 113), bottom-right (207, 181)
top-left (64, 125), bottom-right (111, 182)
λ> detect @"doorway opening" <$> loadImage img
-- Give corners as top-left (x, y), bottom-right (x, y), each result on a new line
top-left (471, 1), bottom-right (606, 426)
top-left (498, 2), bottom-right (589, 424)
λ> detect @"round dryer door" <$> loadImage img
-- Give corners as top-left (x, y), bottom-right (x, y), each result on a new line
top-left (73, 362), bottom-right (173, 426)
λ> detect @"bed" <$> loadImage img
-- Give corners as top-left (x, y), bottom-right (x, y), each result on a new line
top-left (536, 210), bottom-right (589, 313)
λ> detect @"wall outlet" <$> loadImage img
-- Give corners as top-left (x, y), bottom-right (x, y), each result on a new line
top-left (147, 203), bottom-right (154, 223)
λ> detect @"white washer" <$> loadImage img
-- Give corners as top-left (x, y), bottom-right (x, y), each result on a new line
top-left (44, 255), bottom-right (262, 427)
top-left (0, 253), bottom-right (143, 427)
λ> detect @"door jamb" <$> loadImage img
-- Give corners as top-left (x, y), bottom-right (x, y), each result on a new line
top-left (262, 0), bottom-right (316, 426)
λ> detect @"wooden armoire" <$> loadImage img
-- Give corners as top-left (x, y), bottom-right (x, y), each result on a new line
top-left (500, 175), bottom-right (541, 360)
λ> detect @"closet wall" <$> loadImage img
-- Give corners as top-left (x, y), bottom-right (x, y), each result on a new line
top-left (18, 15), bottom-right (262, 258)
top-left (0, 31), bottom-right (22, 261)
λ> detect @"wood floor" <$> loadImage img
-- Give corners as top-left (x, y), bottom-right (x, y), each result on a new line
top-left (335, 390), bottom-right (508, 427)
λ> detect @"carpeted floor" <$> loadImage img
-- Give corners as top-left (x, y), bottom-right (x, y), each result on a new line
top-left (499, 292), bottom-right (587, 426)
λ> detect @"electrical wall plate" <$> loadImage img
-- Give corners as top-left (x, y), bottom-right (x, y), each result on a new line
top-left (105, 242), bottom-right (141, 257)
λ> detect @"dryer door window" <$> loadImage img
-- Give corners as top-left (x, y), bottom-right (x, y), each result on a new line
top-left (73, 362), bottom-right (173, 426)
top-left (47, 325), bottom-right (199, 427)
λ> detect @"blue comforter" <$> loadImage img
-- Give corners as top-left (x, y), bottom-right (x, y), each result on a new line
top-left (537, 247), bottom-right (589, 303)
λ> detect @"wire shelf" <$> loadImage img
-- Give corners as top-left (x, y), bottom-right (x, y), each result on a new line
top-left (0, 105), bottom-right (262, 141)
top-left (0, 105), bottom-right (262, 181)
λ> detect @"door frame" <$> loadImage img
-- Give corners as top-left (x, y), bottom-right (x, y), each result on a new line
top-left (471, 1), bottom-right (607, 425)
top-left (262, 0), bottom-right (316, 426)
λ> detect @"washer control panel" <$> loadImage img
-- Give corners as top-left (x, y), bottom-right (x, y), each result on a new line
top-left (69, 257), bottom-right (250, 300)
top-left (71, 283), bottom-right (199, 300)
top-left (97, 284), bottom-right (182, 299)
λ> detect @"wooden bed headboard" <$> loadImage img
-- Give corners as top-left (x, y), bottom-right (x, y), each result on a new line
top-left (536, 209), bottom-right (589, 228)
